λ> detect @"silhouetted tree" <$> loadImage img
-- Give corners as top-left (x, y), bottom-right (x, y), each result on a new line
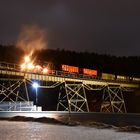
top-left (0, 44), bottom-right (139, 77)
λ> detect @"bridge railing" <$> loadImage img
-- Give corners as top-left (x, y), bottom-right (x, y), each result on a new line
top-left (0, 61), bottom-right (20, 71)
top-left (0, 101), bottom-right (34, 111)
top-left (0, 61), bottom-right (139, 84)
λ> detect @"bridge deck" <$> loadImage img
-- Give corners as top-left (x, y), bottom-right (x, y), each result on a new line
top-left (0, 69), bottom-right (139, 88)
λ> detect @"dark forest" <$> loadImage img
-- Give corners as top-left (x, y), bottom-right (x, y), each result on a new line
top-left (0, 44), bottom-right (139, 77)
top-left (0, 44), bottom-right (140, 112)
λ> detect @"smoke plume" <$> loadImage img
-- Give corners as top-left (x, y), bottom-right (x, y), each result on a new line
top-left (16, 25), bottom-right (47, 55)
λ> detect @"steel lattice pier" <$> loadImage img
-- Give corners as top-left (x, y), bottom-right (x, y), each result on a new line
top-left (0, 68), bottom-right (139, 113)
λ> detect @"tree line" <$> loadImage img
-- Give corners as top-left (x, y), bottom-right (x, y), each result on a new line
top-left (0, 44), bottom-right (139, 77)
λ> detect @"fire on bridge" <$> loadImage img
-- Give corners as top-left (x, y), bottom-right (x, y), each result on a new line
top-left (0, 55), bottom-right (139, 113)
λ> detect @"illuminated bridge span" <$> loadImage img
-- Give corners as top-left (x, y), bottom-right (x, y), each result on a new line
top-left (0, 62), bottom-right (139, 113)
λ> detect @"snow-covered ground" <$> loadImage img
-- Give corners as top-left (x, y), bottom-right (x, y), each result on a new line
top-left (0, 121), bottom-right (140, 140)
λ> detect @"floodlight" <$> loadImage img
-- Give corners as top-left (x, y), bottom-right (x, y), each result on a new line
top-left (32, 82), bottom-right (39, 88)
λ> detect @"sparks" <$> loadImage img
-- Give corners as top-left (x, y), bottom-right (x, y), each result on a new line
top-left (42, 68), bottom-right (48, 74)
top-left (24, 56), bottom-right (30, 63)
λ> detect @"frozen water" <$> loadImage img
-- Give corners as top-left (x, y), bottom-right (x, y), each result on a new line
top-left (0, 121), bottom-right (140, 140)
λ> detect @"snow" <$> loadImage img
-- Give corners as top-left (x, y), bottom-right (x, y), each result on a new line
top-left (0, 121), bottom-right (140, 140)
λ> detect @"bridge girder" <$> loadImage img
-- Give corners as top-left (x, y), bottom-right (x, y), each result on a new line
top-left (0, 70), bottom-right (139, 112)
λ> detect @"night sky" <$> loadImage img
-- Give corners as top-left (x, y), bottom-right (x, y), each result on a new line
top-left (0, 0), bottom-right (140, 56)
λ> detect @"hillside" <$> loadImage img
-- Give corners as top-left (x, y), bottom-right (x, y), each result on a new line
top-left (0, 44), bottom-right (140, 77)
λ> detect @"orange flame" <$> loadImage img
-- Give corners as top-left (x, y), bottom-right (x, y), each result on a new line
top-left (42, 68), bottom-right (48, 74)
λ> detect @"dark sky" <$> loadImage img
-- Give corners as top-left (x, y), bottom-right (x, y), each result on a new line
top-left (0, 0), bottom-right (140, 56)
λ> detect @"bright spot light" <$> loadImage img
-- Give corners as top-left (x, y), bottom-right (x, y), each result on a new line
top-left (24, 56), bottom-right (30, 63)
top-left (32, 82), bottom-right (39, 88)
top-left (21, 63), bottom-right (26, 70)
top-left (42, 68), bottom-right (48, 74)
top-left (27, 63), bottom-right (34, 70)
top-left (25, 113), bottom-right (58, 119)
top-left (36, 65), bottom-right (42, 70)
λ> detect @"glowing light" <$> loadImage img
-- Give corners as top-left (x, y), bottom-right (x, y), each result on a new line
top-left (32, 82), bottom-right (39, 88)
top-left (24, 56), bottom-right (30, 63)
top-left (35, 65), bottom-right (42, 70)
top-left (20, 63), bottom-right (26, 70)
top-left (27, 63), bottom-right (34, 70)
top-left (25, 113), bottom-right (58, 119)
top-left (42, 68), bottom-right (48, 74)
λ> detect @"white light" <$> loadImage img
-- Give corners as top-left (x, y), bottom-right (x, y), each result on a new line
top-left (24, 56), bottom-right (30, 63)
top-left (32, 82), bottom-right (39, 88)
top-left (27, 63), bottom-right (34, 70)
top-left (20, 63), bottom-right (26, 70)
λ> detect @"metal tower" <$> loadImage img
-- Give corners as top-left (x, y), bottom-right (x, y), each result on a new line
top-left (57, 82), bottom-right (89, 112)
top-left (100, 86), bottom-right (127, 113)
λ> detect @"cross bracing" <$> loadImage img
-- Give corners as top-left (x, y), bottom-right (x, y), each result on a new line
top-left (0, 67), bottom-right (139, 113)
top-left (100, 86), bottom-right (127, 113)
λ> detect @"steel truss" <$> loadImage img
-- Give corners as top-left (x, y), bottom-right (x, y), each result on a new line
top-left (57, 82), bottom-right (89, 112)
top-left (0, 76), bottom-right (134, 113)
top-left (100, 86), bottom-right (127, 113)
top-left (0, 78), bottom-right (33, 111)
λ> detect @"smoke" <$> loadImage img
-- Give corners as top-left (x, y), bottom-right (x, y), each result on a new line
top-left (16, 25), bottom-right (47, 55)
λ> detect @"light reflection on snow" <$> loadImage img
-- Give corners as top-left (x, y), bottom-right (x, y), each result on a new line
top-left (0, 121), bottom-right (140, 140)
top-left (24, 112), bottom-right (58, 119)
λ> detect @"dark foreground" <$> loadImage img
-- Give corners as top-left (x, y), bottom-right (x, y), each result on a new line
top-left (0, 111), bottom-right (140, 132)
top-left (1, 121), bottom-right (140, 140)
top-left (0, 111), bottom-right (140, 126)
